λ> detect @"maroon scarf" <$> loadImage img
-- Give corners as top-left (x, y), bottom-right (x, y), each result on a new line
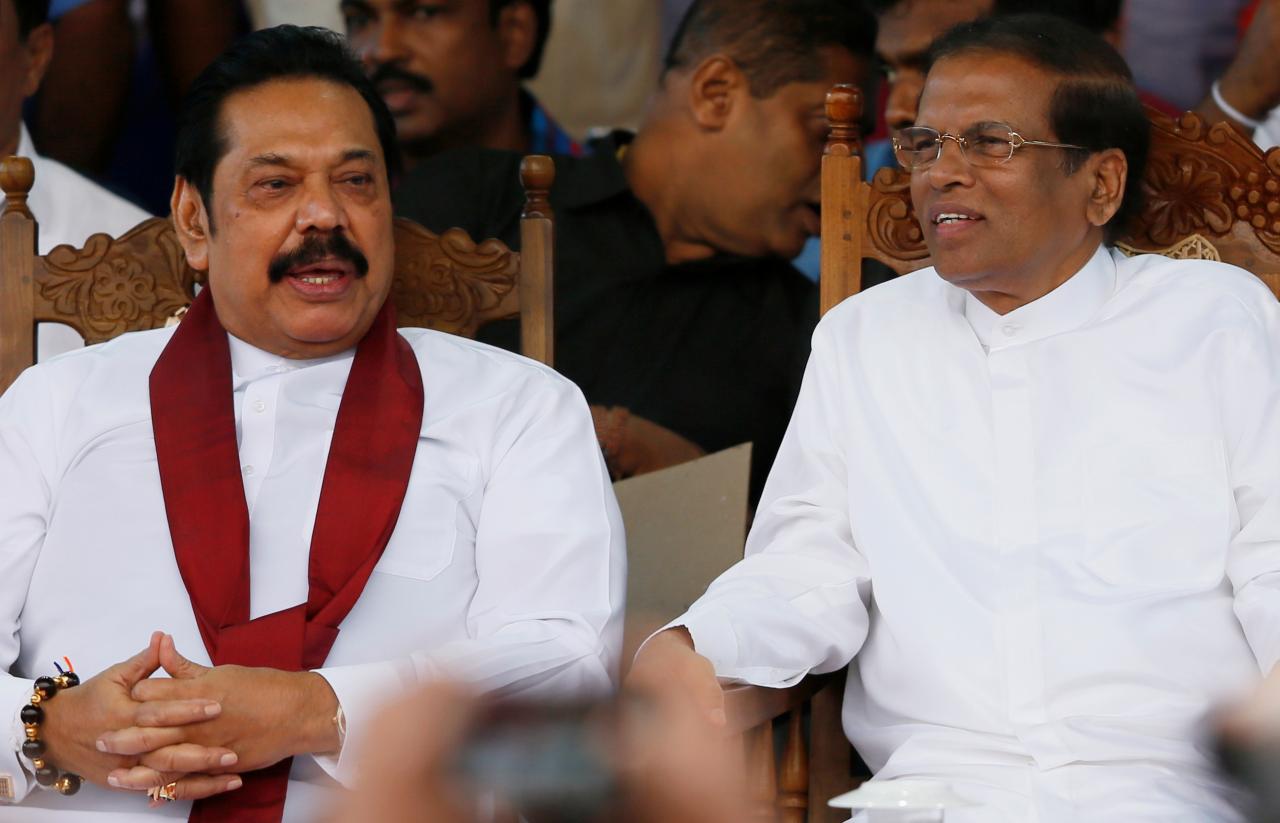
top-left (149, 288), bottom-right (424, 822)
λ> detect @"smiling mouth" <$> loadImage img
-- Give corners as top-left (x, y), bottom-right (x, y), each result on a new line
top-left (934, 213), bottom-right (981, 225)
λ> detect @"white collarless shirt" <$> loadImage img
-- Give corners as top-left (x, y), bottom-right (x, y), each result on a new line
top-left (0, 327), bottom-right (626, 820)
top-left (675, 246), bottom-right (1280, 822)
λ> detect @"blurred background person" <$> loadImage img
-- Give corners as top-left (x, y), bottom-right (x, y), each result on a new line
top-left (394, 0), bottom-right (876, 500)
top-left (2, 0), bottom-right (150, 362)
top-left (342, 0), bottom-right (579, 171)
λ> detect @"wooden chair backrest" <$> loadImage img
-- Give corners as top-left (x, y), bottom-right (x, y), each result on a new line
top-left (0, 154), bottom-right (555, 393)
top-left (818, 84), bottom-right (1280, 312)
top-left (729, 86), bottom-right (1280, 823)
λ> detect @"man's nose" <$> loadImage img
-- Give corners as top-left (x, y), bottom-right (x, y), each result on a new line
top-left (295, 180), bottom-right (348, 234)
top-left (885, 71), bottom-right (925, 133)
top-left (925, 136), bottom-right (974, 189)
top-left (360, 15), bottom-right (408, 66)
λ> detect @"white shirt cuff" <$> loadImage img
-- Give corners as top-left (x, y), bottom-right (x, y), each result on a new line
top-left (1, 677), bottom-right (34, 803)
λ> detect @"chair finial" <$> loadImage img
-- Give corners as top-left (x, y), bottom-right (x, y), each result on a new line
top-left (520, 155), bottom-right (555, 220)
top-left (1, 156), bottom-right (35, 218)
top-left (825, 85), bottom-right (863, 158)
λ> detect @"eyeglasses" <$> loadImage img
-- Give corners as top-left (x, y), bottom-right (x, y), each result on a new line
top-left (892, 122), bottom-right (1088, 172)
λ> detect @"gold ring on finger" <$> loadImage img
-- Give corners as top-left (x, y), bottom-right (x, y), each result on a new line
top-left (147, 782), bottom-right (179, 802)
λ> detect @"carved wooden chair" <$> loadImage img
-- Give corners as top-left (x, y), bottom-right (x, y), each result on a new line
top-left (723, 85), bottom-right (1280, 823)
top-left (0, 155), bottom-right (556, 394)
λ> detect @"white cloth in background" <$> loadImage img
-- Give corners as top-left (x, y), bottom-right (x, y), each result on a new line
top-left (244, 0), bottom-right (343, 31)
top-left (0, 327), bottom-right (626, 820)
top-left (18, 123), bottom-right (152, 361)
top-left (526, 0), bottom-right (661, 138)
top-left (1252, 106), bottom-right (1280, 151)
top-left (672, 245), bottom-right (1280, 822)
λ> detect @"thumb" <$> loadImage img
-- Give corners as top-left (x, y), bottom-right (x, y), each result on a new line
top-left (158, 633), bottom-right (208, 679)
top-left (114, 631), bottom-right (165, 685)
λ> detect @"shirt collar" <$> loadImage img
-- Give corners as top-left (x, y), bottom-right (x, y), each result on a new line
top-left (961, 244), bottom-right (1116, 350)
top-left (227, 333), bottom-right (353, 390)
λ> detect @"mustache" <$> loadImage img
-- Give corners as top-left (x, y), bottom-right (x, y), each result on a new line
top-left (369, 63), bottom-right (433, 95)
top-left (267, 232), bottom-right (370, 283)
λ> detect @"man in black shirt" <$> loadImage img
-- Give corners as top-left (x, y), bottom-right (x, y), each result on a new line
top-left (395, 0), bottom-right (875, 500)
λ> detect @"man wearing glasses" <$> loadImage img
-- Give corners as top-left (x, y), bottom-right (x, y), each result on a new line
top-left (631, 14), bottom-right (1280, 822)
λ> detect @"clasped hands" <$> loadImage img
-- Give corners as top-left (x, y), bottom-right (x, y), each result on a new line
top-left (42, 631), bottom-right (340, 804)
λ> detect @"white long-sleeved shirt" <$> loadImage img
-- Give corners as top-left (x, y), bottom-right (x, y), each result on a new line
top-left (17, 124), bottom-right (153, 362)
top-left (0, 326), bottom-right (626, 820)
top-left (675, 246), bottom-right (1280, 822)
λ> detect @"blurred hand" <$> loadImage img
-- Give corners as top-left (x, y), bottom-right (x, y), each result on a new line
top-left (324, 683), bottom-right (477, 823)
top-left (1220, 665), bottom-right (1280, 745)
top-left (616, 688), bottom-right (749, 823)
top-left (625, 627), bottom-right (725, 728)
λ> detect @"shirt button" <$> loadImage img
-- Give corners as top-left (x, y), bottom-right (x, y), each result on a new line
top-left (1001, 324), bottom-right (1019, 337)
top-left (242, 465), bottom-right (255, 476)
top-left (253, 400), bottom-right (266, 413)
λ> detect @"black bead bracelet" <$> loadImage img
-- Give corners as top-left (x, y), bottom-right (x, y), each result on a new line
top-left (22, 664), bottom-right (82, 796)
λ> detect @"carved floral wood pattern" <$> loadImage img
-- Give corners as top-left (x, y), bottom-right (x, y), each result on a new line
top-left (34, 217), bottom-right (198, 343)
top-left (864, 167), bottom-right (927, 273)
top-left (1128, 110), bottom-right (1280, 267)
top-left (28, 216), bottom-right (518, 342)
top-left (388, 218), bottom-right (519, 337)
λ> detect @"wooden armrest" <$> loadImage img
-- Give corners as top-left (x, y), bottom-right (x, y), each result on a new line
top-left (722, 671), bottom-right (840, 734)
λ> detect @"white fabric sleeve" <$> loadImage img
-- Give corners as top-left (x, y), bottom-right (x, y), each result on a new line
top-left (0, 369), bottom-right (59, 804)
top-left (665, 316), bottom-right (872, 687)
top-left (313, 370), bottom-right (625, 784)
top-left (1224, 292), bottom-right (1280, 673)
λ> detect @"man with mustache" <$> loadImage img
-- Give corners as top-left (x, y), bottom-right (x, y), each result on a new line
top-left (0, 24), bottom-right (624, 821)
top-left (339, 0), bottom-right (579, 170)
top-left (631, 15), bottom-right (1280, 821)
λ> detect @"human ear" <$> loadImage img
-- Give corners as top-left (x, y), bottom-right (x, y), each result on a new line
top-left (687, 55), bottom-right (746, 131)
top-left (170, 177), bottom-right (211, 273)
top-left (19, 23), bottom-right (54, 98)
top-left (496, 0), bottom-right (538, 75)
top-left (1085, 148), bottom-right (1127, 228)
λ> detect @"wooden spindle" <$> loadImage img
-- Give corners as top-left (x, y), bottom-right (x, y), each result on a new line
top-left (518, 154), bottom-right (555, 366)
top-left (819, 84), bottom-right (866, 316)
top-left (1, 155), bottom-right (38, 393)
top-left (746, 723), bottom-right (779, 821)
top-left (777, 708), bottom-right (809, 823)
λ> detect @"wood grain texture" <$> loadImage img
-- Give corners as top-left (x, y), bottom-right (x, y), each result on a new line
top-left (518, 154), bottom-right (555, 366)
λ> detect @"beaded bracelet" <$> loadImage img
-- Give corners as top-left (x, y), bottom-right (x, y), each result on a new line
top-left (20, 660), bottom-right (82, 796)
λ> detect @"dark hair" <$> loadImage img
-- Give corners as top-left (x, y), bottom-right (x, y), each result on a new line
top-left (13, 0), bottom-right (49, 38)
top-left (927, 14), bottom-right (1148, 241)
top-left (174, 25), bottom-right (400, 232)
top-left (492, 0), bottom-right (551, 79)
top-left (861, 0), bottom-right (904, 15)
top-left (992, 0), bottom-right (1120, 33)
top-left (663, 0), bottom-right (876, 98)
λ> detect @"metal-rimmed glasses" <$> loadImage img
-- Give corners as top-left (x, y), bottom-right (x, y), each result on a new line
top-left (892, 122), bottom-right (1088, 172)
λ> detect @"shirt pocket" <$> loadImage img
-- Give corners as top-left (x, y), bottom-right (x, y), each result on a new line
top-left (372, 446), bottom-right (479, 581)
top-left (1082, 435), bottom-right (1231, 592)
